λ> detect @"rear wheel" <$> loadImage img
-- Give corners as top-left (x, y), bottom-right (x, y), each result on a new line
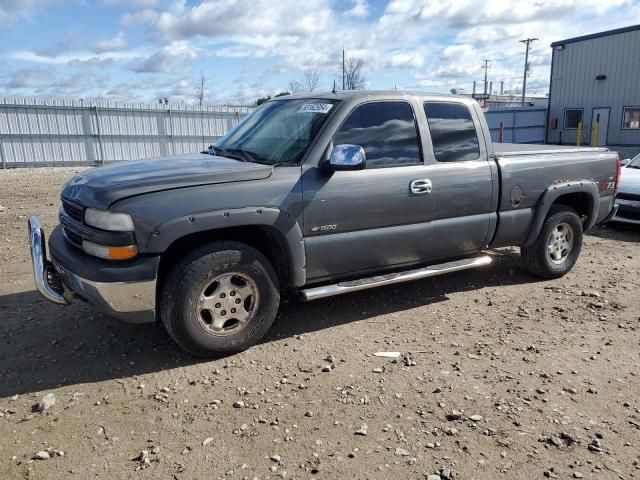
top-left (521, 205), bottom-right (583, 279)
top-left (160, 241), bottom-right (280, 357)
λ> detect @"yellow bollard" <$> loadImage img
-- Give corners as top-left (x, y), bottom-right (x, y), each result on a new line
top-left (591, 122), bottom-right (600, 147)
top-left (576, 122), bottom-right (583, 146)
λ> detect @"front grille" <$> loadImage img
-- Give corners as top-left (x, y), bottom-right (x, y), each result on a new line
top-left (617, 192), bottom-right (640, 202)
top-left (62, 200), bottom-right (84, 223)
top-left (63, 227), bottom-right (83, 246)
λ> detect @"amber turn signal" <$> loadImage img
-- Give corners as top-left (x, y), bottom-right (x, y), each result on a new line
top-left (82, 240), bottom-right (138, 260)
top-left (108, 245), bottom-right (138, 260)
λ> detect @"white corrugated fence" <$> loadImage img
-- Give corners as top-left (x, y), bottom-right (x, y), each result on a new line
top-left (0, 98), bottom-right (253, 167)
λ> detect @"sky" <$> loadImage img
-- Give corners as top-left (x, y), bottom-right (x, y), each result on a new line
top-left (1, 0), bottom-right (639, 105)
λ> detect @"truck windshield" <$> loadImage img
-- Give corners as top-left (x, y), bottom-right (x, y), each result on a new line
top-left (628, 154), bottom-right (640, 169)
top-left (214, 99), bottom-right (339, 165)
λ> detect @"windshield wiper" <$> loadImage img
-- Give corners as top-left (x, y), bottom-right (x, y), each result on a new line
top-left (225, 148), bottom-right (258, 163)
top-left (223, 148), bottom-right (275, 165)
top-left (207, 146), bottom-right (250, 162)
top-left (206, 145), bottom-right (279, 166)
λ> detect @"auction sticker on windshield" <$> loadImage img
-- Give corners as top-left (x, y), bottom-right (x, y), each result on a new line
top-left (298, 103), bottom-right (334, 114)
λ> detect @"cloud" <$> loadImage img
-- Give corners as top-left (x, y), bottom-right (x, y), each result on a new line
top-left (4, 66), bottom-right (52, 88)
top-left (148, 0), bottom-right (333, 39)
top-left (9, 48), bottom-right (143, 65)
top-left (2, 65), bottom-right (111, 97)
top-left (3, 0), bottom-right (637, 101)
top-left (345, 0), bottom-right (369, 18)
top-left (120, 8), bottom-right (158, 26)
top-left (104, 0), bottom-right (159, 6)
top-left (0, 0), bottom-right (58, 26)
top-left (0, 8), bottom-right (13, 25)
top-left (95, 32), bottom-right (127, 53)
top-left (440, 44), bottom-right (475, 61)
top-left (388, 51), bottom-right (424, 69)
top-left (128, 41), bottom-right (198, 73)
top-left (381, 0), bottom-right (630, 29)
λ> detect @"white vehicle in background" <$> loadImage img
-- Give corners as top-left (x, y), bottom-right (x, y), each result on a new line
top-left (613, 154), bottom-right (640, 225)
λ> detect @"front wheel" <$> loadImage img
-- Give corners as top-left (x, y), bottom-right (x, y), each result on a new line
top-left (521, 205), bottom-right (583, 279)
top-left (160, 241), bottom-right (280, 357)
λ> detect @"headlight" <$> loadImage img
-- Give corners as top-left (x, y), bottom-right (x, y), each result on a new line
top-left (82, 240), bottom-right (138, 260)
top-left (84, 208), bottom-right (134, 231)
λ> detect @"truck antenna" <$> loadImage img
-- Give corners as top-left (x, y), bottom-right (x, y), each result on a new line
top-left (332, 80), bottom-right (337, 94)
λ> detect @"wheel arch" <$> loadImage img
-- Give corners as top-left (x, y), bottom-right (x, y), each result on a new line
top-left (151, 207), bottom-right (306, 295)
top-left (524, 181), bottom-right (599, 246)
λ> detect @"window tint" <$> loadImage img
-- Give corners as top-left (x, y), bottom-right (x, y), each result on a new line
top-left (564, 108), bottom-right (583, 129)
top-left (423, 102), bottom-right (480, 163)
top-left (334, 102), bottom-right (421, 168)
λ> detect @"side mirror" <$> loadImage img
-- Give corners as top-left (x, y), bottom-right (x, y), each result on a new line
top-left (326, 144), bottom-right (366, 171)
top-left (621, 158), bottom-right (631, 166)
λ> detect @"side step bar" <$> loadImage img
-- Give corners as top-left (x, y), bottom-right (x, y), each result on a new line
top-left (300, 256), bottom-right (492, 301)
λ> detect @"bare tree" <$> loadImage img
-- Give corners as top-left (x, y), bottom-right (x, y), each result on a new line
top-left (288, 79), bottom-right (302, 94)
top-left (302, 67), bottom-right (321, 92)
top-left (343, 57), bottom-right (365, 90)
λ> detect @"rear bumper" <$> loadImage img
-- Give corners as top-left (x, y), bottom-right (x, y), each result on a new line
top-left (28, 216), bottom-right (158, 323)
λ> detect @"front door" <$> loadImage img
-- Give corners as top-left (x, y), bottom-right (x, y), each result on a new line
top-left (301, 100), bottom-right (434, 282)
top-left (591, 108), bottom-right (609, 146)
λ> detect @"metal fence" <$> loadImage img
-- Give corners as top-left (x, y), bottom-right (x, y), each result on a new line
top-left (484, 107), bottom-right (547, 144)
top-left (0, 98), bottom-right (253, 167)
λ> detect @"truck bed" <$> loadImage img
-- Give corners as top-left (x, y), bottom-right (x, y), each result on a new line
top-left (489, 143), bottom-right (618, 249)
top-left (493, 143), bottom-right (611, 156)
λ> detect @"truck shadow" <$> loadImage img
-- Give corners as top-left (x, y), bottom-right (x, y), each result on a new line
top-left (588, 223), bottom-right (640, 243)
top-left (0, 249), bottom-right (536, 398)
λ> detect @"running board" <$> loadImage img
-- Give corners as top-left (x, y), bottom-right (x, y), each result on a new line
top-left (300, 256), bottom-right (492, 301)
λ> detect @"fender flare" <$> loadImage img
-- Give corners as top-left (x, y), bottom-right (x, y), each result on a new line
top-left (147, 206), bottom-right (306, 287)
top-left (523, 181), bottom-right (600, 246)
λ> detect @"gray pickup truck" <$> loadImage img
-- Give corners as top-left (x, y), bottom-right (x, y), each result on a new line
top-left (28, 91), bottom-right (621, 357)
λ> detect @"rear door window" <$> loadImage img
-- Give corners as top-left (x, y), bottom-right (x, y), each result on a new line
top-left (423, 102), bottom-right (480, 162)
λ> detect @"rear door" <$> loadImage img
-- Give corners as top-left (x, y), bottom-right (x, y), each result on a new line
top-left (301, 100), bottom-right (434, 282)
top-left (418, 101), bottom-right (495, 259)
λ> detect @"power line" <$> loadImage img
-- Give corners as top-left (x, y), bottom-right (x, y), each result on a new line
top-left (519, 37), bottom-right (538, 104)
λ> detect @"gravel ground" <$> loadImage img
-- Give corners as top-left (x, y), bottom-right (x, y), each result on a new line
top-left (0, 167), bottom-right (639, 480)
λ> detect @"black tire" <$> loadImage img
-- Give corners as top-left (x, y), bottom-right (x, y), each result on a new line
top-left (160, 241), bottom-right (280, 357)
top-left (521, 205), bottom-right (583, 279)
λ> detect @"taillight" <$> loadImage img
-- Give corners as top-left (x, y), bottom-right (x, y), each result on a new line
top-left (614, 156), bottom-right (622, 195)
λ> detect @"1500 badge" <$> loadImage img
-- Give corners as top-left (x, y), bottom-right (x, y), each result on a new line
top-left (311, 224), bottom-right (337, 233)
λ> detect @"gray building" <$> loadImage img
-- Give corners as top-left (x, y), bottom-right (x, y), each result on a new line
top-left (546, 24), bottom-right (640, 158)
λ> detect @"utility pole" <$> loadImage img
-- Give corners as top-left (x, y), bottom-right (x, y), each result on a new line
top-left (519, 38), bottom-right (538, 104)
top-left (342, 49), bottom-right (345, 90)
top-left (481, 59), bottom-right (491, 95)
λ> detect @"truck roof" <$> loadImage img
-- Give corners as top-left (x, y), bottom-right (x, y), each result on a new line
top-left (273, 90), bottom-right (476, 105)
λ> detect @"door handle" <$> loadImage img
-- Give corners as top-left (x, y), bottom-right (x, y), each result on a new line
top-left (410, 178), bottom-right (432, 195)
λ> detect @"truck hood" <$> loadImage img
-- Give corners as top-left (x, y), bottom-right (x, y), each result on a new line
top-left (62, 153), bottom-right (274, 208)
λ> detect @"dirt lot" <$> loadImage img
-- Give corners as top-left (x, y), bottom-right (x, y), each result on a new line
top-left (0, 167), bottom-right (639, 480)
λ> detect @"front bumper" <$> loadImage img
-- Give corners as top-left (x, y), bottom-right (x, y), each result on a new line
top-left (28, 216), bottom-right (158, 323)
top-left (611, 198), bottom-right (640, 225)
